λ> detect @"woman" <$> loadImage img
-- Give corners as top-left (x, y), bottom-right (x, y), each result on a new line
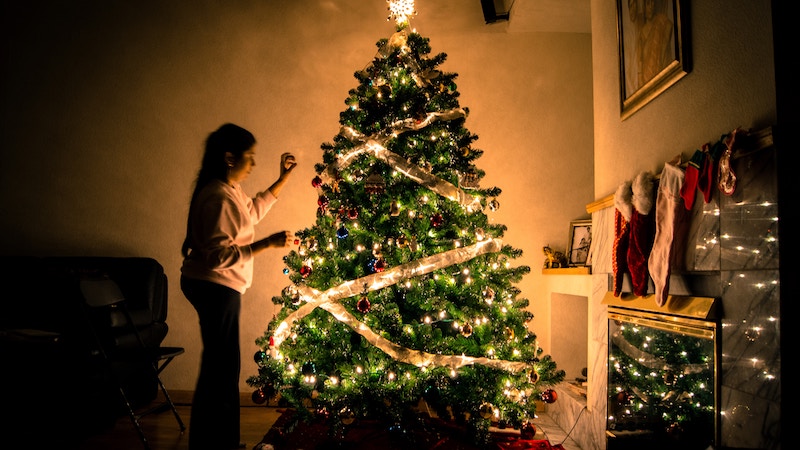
top-left (180, 123), bottom-right (296, 449)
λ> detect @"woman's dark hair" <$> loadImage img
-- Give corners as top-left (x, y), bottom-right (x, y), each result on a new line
top-left (181, 123), bottom-right (256, 257)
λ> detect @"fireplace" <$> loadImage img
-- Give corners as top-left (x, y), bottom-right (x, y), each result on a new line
top-left (603, 292), bottom-right (718, 450)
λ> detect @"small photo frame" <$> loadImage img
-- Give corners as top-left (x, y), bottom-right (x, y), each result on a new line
top-left (567, 219), bottom-right (592, 267)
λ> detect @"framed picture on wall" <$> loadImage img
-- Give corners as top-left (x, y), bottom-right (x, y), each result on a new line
top-left (567, 220), bottom-right (592, 267)
top-left (617, 0), bottom-right (691, 120)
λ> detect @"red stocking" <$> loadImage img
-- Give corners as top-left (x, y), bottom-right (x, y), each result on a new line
top-left (612, 181), bottom-right (633, 297)
top-left (697, 144), bottom-right (715, 204)
top-left (613, 210), bottom-right (630, 297)
top-left (680, 149), bottom-right (703, 210)
top-left (627, 171), bottom-right (655, 297)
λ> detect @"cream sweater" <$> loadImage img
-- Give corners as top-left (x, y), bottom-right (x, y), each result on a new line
top-left (181, 179), bottom-right (277, 293)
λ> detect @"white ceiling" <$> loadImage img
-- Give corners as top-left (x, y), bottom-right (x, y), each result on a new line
top-left (505, 0), bottom-right (591, 33)
top-left (414, 0), bottom-right (591, 34)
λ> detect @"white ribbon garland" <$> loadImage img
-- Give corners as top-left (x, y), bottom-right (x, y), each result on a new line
top-left (319, 108), bottom-right (482, 212)
top-left (272, 238), bottom-right (531, 373)
top-left (271, 22), bottom-right (530, 374)
top-left (319, 301), bottom-right (530, 372)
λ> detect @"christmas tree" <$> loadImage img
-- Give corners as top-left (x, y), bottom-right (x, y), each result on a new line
top-left (248, 1), bottom-right (564, 445)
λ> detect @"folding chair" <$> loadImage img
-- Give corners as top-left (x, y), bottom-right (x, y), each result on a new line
top-left (79, 276), bottom-right (186, 449)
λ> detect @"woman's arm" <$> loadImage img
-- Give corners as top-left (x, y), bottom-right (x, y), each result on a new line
top-left (268, 152), bottom-right (297, 198)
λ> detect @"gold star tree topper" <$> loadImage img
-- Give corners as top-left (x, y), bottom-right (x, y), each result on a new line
top-left (387, 0), bottom-right (416, 26)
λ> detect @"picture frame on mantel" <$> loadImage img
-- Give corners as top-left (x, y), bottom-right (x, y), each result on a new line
top-left (617, 0), bottom-right (691, 120)
top-left (567, 219), bottom-right (592, 267)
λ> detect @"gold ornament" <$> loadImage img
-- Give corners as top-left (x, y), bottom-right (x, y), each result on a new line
top-left (479, 402), bottom-right (494, 419)
top-left (339, 408), bottom-right (356, 425)
top-left (505, 327), bottom-right (515, 340)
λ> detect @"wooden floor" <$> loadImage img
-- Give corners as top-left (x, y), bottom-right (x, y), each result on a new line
top-left (78, 391), bottom-right (283, 450)
top-left (74, 391), bottom-right (583, 450)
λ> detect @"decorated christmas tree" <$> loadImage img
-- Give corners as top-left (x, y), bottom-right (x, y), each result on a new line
top-left (248, 1), bottom-right (564, 445)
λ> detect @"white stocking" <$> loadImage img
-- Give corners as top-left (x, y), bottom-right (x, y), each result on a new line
top-left (648, 160), bottom-right (687, 306)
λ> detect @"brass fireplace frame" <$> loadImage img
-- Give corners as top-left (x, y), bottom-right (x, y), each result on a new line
top-left (603, 292), bottom-right (719, 450)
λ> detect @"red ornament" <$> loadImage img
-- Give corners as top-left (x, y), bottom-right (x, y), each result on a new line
top-left (251, 388), bottom-right (267, 404)
top-left (541, 388), bottom-right (558, 404)
top-left (312, 176), bottom-right (323, 188)
top-left (373, 258), bottom-right (386, 272)
top-left (357, 296), bottom-right (371, 313)
top-left (430, 213), bottom-right (444, 227)
top-left (520, 422), bottom-right (537, 439)
top-left (364, 172), bottom-right (386, 195)
top-left (300, 265), bottom-right (312, 277)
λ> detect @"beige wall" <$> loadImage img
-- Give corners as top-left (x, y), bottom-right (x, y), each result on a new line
top-left (591, 0), bottom-right (775, 199)
top-left (0, 2), bottom-right (593, 392)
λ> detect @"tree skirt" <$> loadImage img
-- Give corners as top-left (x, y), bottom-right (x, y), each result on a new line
top-left (255, 409), bottom-right (566, 450)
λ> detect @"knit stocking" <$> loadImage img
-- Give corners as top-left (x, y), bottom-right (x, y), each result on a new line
top-left (612, 181), bottom-right (633, 297)
top-left (648, 160), bottom-right (688, 306)
top-left (627, 171), bottom-right (656, 297)
top-left (697, 144), bottom-right (715, 204)
top-left (717, 129), bottom-right (740, 196)
top-left (679, 149), bottom-right (703, 210)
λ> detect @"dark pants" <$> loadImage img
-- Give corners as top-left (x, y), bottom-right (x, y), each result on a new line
top-left (181, 276), bottom-right (241, 450)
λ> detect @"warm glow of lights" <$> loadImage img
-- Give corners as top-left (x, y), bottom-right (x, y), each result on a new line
top-left (387, 0), bottom-right (416, 25)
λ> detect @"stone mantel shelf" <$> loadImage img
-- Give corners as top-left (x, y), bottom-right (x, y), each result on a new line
top-left (541, 267), bottom-right (591, 275)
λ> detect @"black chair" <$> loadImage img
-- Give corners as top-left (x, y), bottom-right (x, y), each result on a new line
top-left (79, 276), bottom-right (186, 449)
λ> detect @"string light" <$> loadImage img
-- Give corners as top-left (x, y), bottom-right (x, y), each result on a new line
top-left (250, 1), bottom-right (562, 435)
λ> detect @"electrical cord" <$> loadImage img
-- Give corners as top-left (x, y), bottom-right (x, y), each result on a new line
top-left (557, 405), bottom-right (587, 446)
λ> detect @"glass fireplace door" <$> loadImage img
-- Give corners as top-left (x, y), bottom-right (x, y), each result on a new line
top-left (606, 306), bottom-right (718, 450)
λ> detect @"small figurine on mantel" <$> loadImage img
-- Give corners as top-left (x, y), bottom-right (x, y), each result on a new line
top-left (543, 246), bottom-right (569, 269)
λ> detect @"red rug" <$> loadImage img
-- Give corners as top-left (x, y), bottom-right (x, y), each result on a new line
top-left (256, 409), bottom-right (566, 450)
